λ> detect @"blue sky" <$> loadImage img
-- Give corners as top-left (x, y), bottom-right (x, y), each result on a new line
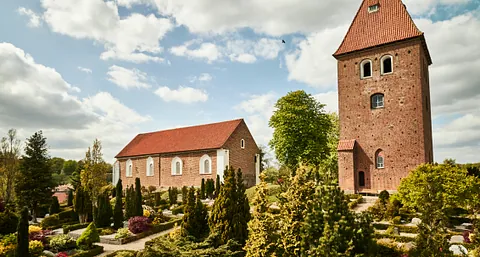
top-left (0, 0), bottom-right (479, 164)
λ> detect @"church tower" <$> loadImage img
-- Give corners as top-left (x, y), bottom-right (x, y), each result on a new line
top-left (334, 0), bottom-right (433, 193)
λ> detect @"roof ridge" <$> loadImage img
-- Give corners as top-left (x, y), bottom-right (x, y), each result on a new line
top-left (139, 118), bottom-right (244, 135)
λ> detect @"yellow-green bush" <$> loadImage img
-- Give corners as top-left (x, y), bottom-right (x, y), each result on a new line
top-left (28, 240), bottom-right (44, 256)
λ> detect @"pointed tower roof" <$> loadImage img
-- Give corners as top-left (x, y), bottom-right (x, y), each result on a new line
top-left (334, 0), bottom-right (431, 64)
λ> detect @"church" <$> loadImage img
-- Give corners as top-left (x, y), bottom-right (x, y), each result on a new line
top-left (334, 0), bottom-right (434, 193)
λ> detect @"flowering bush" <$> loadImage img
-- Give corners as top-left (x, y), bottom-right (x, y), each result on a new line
top-left (128, 216), bottom-right (150, 234)
top-left (464, 231), bottom-right (471, 243)
top-left (143, 210), bottom-right (151, 218)
top-left (29, 240), bottom-right (44, 256)
top-left (55, 252), bottom-right (69, 257)
top-left (0, 234), bottom-right (16, 257)
top-left (29, 225), bottom-right (42, 234)
top-left (114, 228), bottom-right (131, 239)
top-left (49, 234), bottom-right (77, 251)
top-left (151, 214), bottom-right (169, 225)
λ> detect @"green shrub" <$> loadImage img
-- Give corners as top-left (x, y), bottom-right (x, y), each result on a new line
top-left (0, 212), bottom-right (18, 235)
top-left (105, 250), bottom-right (137, 257)
top-left (171, 205), bottom-right (184, 215)
top-left (379, 190), bottom-right (390, 204)
top-left (28, 240), bottom-right (43, 256)
top-left (99, 227), bottom-right (115, 236)
top-left (168, 187), bottom-right (178, 205)
top-left (40, 214), bottom-right (60, 229)
top-left (58, 209), bottom-right (79, 222)
top-left (50, 196), bottom-right (60, 215)
top-left (385, 226), bottom-right (396, 235)
top-left (392, 216), bottom-right (402, 224)
top-left (114, 228), bottom-right (131, 239)
top-left (70, 245), bottom-right (104, 257)
top-left (62, 223), bottom-right (88, 234)
top-left (76, 223), bottom-right (100, 250)
top-left (49, 234), bottom-right (76, 251)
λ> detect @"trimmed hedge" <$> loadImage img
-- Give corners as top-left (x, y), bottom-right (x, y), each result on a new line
top-left (373, 223), bottom-right (419, 234)
top-left (122, 219), bottom-right (180, 245)
top-left (63, 223), bottom-right (89, 234)
top-left (41, 214), bottom-right (60, 229)
top-left (71, 245), bottom-right (104, 257)
top-left (348, 195), bottom-right (363, 209)
top-left (171, 205), bottom-right (184, 215)
top-left (374, 233), bottom-right (415, 243)
top-left (104, 250), bottom-right (137, 257)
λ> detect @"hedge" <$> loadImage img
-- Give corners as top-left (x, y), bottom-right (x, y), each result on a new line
top-left (374, 233), bottom-right (415, 243)
top-left (171, 205), bottom-right (184, 215)
top-left (373, 223), bottom-right (419, 234)
top-left (120, 219), bottom-right (181, 244)
top-left (348, 195), bottom-right (363, 209)
top-left (70, 245), bottom-right (104, 257)
top-left (58, 209), bottom-right (79, 222)
top-left (63, 223), bottom-right (89, 234)
top-left (104, 250), bottom-right (137, 257)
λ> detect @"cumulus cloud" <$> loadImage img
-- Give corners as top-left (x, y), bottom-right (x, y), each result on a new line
top-left (39, 0), bottom-right (173, 63)
top-left (107, 65), bottom-right (151, 90)
top-left (154, 86), bottom-right (208, 103)
top-left (313, 91), bottom-right (339, 113)
top-left (17, 7), bottom-right (42, 27)
top-left (170, 42), bottom-right (221, 63)
top-left (78, 66), bottom-right (92, 74)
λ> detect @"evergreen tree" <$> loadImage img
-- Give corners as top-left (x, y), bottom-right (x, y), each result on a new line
top-left (206, 179), bottom-right (215, 199)
top-left (135, 178), bottom-right (143, 217)
top-left (244, 177), bottom-right (279, 257)
top-left (113, 179), bottom-right (123, 229)
top-left (194, 189), bottom-right (208, 236)
top-left (49, 196), bottom-right (60, 214)
top-left (15, 131), bottom-right (54, 222)
top-left (125, 185), bottom-right (135, 219)
top-left (16, 206), bottom-right (29, 257)
top-left (215, 175), bottom-right (221, 198)
top-left (74, 186), bottom-right (92, 223)
top-left (181, 186), bottom-right (188, 205)
top-left (97, 192), bottom-right (113, 228)
top-left (168, 187), bottom-right (178, 205)
top-left (67, 190), bottom-right (74, 207)
top-left (209, 166), bottom-right (250, 245)
top-left (200, 178), bottom-right (206, 199)
top-left (181, 187), bottom-right (197, 237)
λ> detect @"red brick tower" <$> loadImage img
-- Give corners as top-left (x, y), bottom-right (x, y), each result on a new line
top-left (334, 0), bottom-right (433, 194)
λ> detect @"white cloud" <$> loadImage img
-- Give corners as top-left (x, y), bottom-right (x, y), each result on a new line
top-left (170, 42), bottom-right (221, 63)
top-left (313, 91), bottom-right (339, 113)
top-left (403, 0), bottom-right (472, 16)
top-left (39, 0), bottom-right (173, 63)
top-left (107, 65), bottom-right (151, 90)
top-left (154, 86), bottom-right (208, 103)
top-left (17, 7), bottom-right (42, 28)
top-left (116, 0), bottom-right (154, 8)
top-left (230, 53), bottom-right (257, 64)
top-left (78, 66), bottom-right (92, 74)
top-left (0, 43), bottom-right (150, 162)
top-left (198, 73), bottom-right (213, 82)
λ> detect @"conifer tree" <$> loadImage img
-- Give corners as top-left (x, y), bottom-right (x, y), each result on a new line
top-left (168, 187), bottom-right (178, 205)
top-left (194, 189), bottom-right (208, 236)
top-left (200, 178), bottom-right (206, 199)
top-left (182, 187), bottom-right (197, 237)
top-left (94, 193), bottom-right (112, 228)
top-left (234, 169), bottom-right (251, 245)
top-left (113, 179), bottom-right (123, 228)
top-left (67, 190), bottom-right (74, 207)
top-left (206, 179), bottom-right (215, 199)
top-left (181, 186), bottom-right (188, 205)
top-left (244, 176), bottom-right (279, 257)
top-left (135, 178), bottom-right (143, 216)
top-left (125, 185), bottom-right (135, 219)
top-left (49, 196), bottom-right (60, 214)
top-left (75, 186), bottom-right (92, 223)
top-left (16, 206), bottom-right (29, 257)
top-left (215, 175), bottom-right (221, 198)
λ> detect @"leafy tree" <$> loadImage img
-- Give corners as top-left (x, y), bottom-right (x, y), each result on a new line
top-left (0, 129), bottom-right (21, 206)
top-left (80, 139), bottom-right (108, 210)
top-left (67, 190), bottom-right (74, 207)
top-left (49, 196), bottom-right (60, 214)
top-left (397, 163), bottom-right (472, 256)
top-left (15, 131), bottom-right (54, 222)
top-left (209, 166), bottom-right (250, 245)
top-left (74, 186), bottom-right (92, 223)
top-left (63, 160), bottom-right (78, 175)
top-left (269, 90), bottom-right (332, 172)
top-left (244, 176), bottom-right (279, 257)
top-left (94, 192), bottom-right (112, 228)
top-left (113, 179), bottom-right (123, 229)
top-left (135, 178), bottom-right (143, 217)
top-left (125, 185), bottom-right (136, 220)
top-left (200, 178), bottom-right (206, 200)
top-left (49, 157), bottom-right (65, 175)
top-left (16, 206), bottom-right (29, 257)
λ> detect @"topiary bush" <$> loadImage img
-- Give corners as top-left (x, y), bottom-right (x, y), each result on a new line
top-left (49, 234), bottom-right (77, 252)
top-left (128, 216), bottom-right (150, 234)
top-left (28, 240), bottom-right (43, 256)
top-left (0, 212), bottom-right (18, 235)
top-left (168, 187), bottom-right (178, 206)
top-left (40, 214), bottom-right (60, 229)
top-left (76, 222), bottom-right (100, 250)
top-left (114, 228), bottom-right (131, 239)
top-left (50, 196), bottom-right (60, 215)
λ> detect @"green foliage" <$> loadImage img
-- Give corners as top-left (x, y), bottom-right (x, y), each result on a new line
top-left (209, 166), bottom-right (251, 246)
top-left (58, 208), bottom-right (79, 221)
top-left (0, 128), bottom-right (21, 207)
top-left (135, 178), bottom-right (143, 217)
top-left (76, 222), bottom-right (100, 250)
top-left (15, 131), bottom-right (54, 221)
top-left (63, 223), bottom-right (89, 234)
top-left (70, 245), bottom-right (104, 257)
top-left (49, 196), bottom-right (60, 214)
top-left (29, 240), bottom-right (43, 256)
top-left (16, 207), bottom-right (29, 257)
top-left (40, 214), bottom-right (60, 229)
top-left (171, 205), bottom-right (184, 215)
top-left (168, 187), bottom-right (178, 206)
top-left (125, 185), bottom-right (136, 220)
top-left (392, 216), bottom-right (402, 224)
top-left (205, 179), bottom-right (215, 199)
top-left (181, 186), bottom-right (188, 205)
top-left (113, 179), bottom-right (123, 229)
top-left (378, 190), bottom-right (390, 205)
top-left (94, 192), bottom-right (112, 228)
top-left (80, 139), bottom-right (108, 210)
top-left (67, 190), bottom-right (74, 207)
top-left (268, 90), bottom-right (332, 171)
top-left (74, 186), bottom-right (92, 223)
top-left (244, 177), bottom-right (279, 257)
top-left (49, 157), bottom-right (65, 175)
top-left (49, 234), bottom-right (76, 251)
top-left (154, 192), bottom-right (162, 207)
top-left (0, 212), bottom-right (18, 235)
top-left (200, 179), bottom-right (206, 200)
top-left (63, 160), bottom-right (78, 175)
top-left (182, 187), bottom-right (208, 239)
top-left (215, 175), bottom-right (221, 198)
top-left (115, 228), bottom-right (131, 239)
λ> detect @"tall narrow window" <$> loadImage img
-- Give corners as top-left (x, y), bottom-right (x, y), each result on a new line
top-left (126, 159), bottom-right (133, 177)
top-left (241, 139), bottom-right (245, 149)
top-left (175, 162), bottom-right (181, 174)
top-left (361, 60), bottom-right (372, 79)
top-left (199, 154), bottom-right (212, 174)
top-left (146, 157), bottom-right (154, 176)
top-left (359, 171), bottom-right (365, 187)
top-left (204, 160), bottom-right (210, 174)
top-left (371, 93), bottom-right (384, 109)
top-left (171, 157), bottom-right (182, 175)
top-left (376, 150), bottom-right (385, 169)
top-left (381, 55), bottom-right (393, 74)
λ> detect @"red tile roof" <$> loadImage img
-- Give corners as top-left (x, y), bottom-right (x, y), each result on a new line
top-left (334, 0), bottom-right (431, 63)
top-left (338, 139), bottom-right (356, 151)
top-left (115, 119), bottom-right (244, 158)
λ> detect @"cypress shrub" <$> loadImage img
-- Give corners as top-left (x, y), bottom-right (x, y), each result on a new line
top-left (215, 175), bottom-right (221, 198)
top-left (206, 179), bottom-right (215, 199)
top-left (16, 206), bottom-right (29, 257)
top-left (74, 187), bottom-right (92, 223)
top-left (50, 196), bottom-right (60, 214)
top-left (200, 179), bottom-right (206, 200)
top-left (181, 186), bottom-right (188, 205)
top-left (76, 222), bottom-right (100, 250)
top-left (95, 193), bottom-right (112, 228)
top-left (168, 187), bottom-right (178, 205)
top-left (154, 192), bottom-right (161, 207)
top-left (113, 179), bottom-right (123, 229)
top-left (125, 185), bottom-right (135, 220)
top-left (135, 178), bottom-right (143, 217)
top-left (67, 190), bottom-right (74, 207)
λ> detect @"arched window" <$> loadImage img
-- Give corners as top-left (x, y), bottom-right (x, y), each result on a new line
top-left (360, 59), bottom-right (372, 79)
top-left (371, 93), bottom-right (384, 109)
top-left (146, 157), bottom-right (154, 176)
top-left (359, 171), bottom-right (365, 187)
top-left (171, 157), bottom-right (182, 175)
top-left (126, 159), bottom-right (133, 177)
top-left (199, 154), bottom-right (212, 174)
top-left (376, 150), bottom-right (384, 169)
top-left (241, 139), bottom-right (245, 149)
top-left (381, 55), bottom-right (393, 75)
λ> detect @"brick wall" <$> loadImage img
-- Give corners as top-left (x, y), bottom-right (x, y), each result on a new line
top-left (223, 120), bottom-right (259, 188)
top-left (336, 38), bottom-right (433, 192)
top-left (119, 156), bottom-right (161, 188)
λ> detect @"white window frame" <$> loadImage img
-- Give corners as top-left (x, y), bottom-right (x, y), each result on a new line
top-left (360, 59), bottom-right (373, 79)
top-left (241, 139), bottom-right (245, 149)
top-left (146, 157), bottom-right (154, 177)
top-left (199, 154), bottom-right (212, 174)
top-left (371, 94), bottom-right (384, 109)
top-left (376, 155), bottom-right (384, 169)
top-left (381, 55), bottom-right (393, 75)
top-left (171, 157), bottom-right (183, 176)
top-left (368, 4), bottom-right (379, 13)
top-left (126, 159), bottom-right (133, 177)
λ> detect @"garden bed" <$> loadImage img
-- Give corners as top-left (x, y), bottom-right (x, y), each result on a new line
top-left (104, 250), bottom-right (137, 257)
top-left (69, 245), bottom-right (104, 257)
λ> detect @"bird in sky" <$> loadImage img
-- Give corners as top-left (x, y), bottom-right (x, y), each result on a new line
top-left (282, 39), bottom-right (286, 43)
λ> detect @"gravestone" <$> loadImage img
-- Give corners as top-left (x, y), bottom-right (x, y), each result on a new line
top-left (449, 245), bottom-right (468, 255)
top-left (450, 235), bottom-right (464, 244)
top-left (411, 218), bottom-right (421, 225)
top-left (393, 227), bottom-right (400, 236)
